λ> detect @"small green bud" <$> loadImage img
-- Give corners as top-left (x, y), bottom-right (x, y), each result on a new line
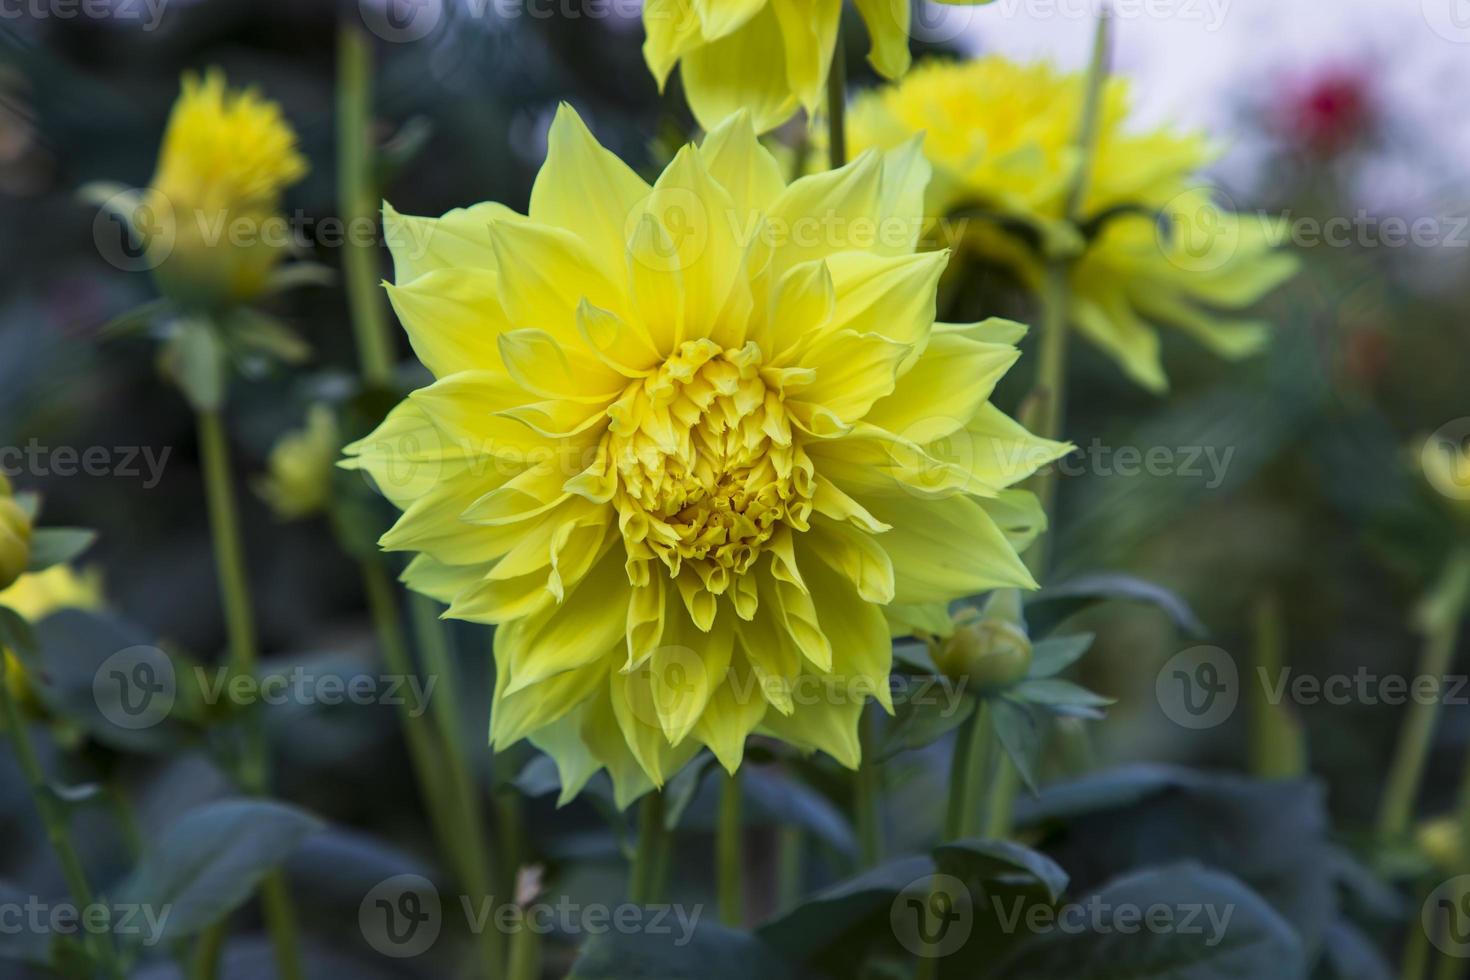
top-left (934, 590), bottom-right (1032, 691)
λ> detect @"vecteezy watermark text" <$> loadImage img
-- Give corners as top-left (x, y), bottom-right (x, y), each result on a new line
top-left (1, 441), bottom-right (171, 489)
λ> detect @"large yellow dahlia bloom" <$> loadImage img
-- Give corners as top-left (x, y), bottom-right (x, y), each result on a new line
top-left (343, 106), bottom-right (1066, 807)
top-left (643, 0), bottom-right (991, 135)
top-left (146, 69), bottom-right (307, 307)
top-left (847, 57), bottom-right (1298, 392)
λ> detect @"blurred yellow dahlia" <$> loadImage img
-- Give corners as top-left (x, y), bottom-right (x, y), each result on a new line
top-left (643, 0), bottom-right (993, 135)
top-left (846, 57), bottom-right (1298, 392)
top-left (146, 69), bottom-right (307, 307)
top-left (342, 106), bottom-right (1066, 807)
top-left (256, 404), bottom-right (340, 521)
top-left (1, 565), bottom-right (105, 710)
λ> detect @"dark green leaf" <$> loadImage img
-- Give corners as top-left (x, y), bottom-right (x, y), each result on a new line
top-left (879, 683), bottom-right (974, 760)
top-left (571, 922), bottom-right (798, 980)
top-left (261, 262), bottom-right (336, 296)
top-left (0, 606), bottom-right (37, 658)
top-left (760, 855), bottom-right (933, 962)
top-left (1027, 633), bottom-right (1094, 679)
top-left (934, 839), bottom-right (1069, 903)
top-left (993, 863), bottom-right (1304, 978)
top-left (224, 309), bottom-right (311, 367)
top-left (988, 697), bottom-right (1041, 793)
top-left (25, 527), bottom-right (97, 572)
top-left (1026, 573), bottom-right (1206, 638)
top-left (1010, 679), bottom-right (1114, 709)
top-left (122, 798), bottom-right (322, 941)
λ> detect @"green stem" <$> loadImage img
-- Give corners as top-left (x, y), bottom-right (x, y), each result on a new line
top-left (338, 22), bottom-right (394, 387)
top-left (189, 924), bottom-right (225, 980)
top-left (717, 770), bottom-right (744, 926)
top-left (196, 409), bottom-right (306, 980)
top-left (630, 792), bottom-right (668, 904)
top-left (855, 708), bottom-right (882, 866)
top-left (983, 757), bottom-right (1020, 839)
top-left (944, 701), bottom-right (997, 841)
top-left (1378, 548), bottom-right (1470, 841)
top-left (1, 684), bottom-right (125, 980)
top-left (1403, 886), bottom-right (1431, 980)
top-left (826, 29), bottom-right (847, 170)
top-left (1249, 594), bottom-right (1306, 779)
top-left (507, 915), bottom-right (541, 980)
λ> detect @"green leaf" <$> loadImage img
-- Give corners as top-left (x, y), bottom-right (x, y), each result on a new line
top-left (1010, 679), bottom-right (1114, 709)
top-left (160, 318), bottom-right (227, 411)
top-left (223, 309), bottom-right (311, 369)
top-left (571, 922), bottom-right (798, 980)
top-left (988, 697), bottom-right (1041, 793)
top-left (1026, 573), bottom-right (1206, 638)
top-left (1027, 633), bottom-right (1094, 679)
top-left (878, 683), bottom-right (974, 760)
top-left (991, 863), bottom-right (1305, 978)
top-left (121, 798), bottom-right (322, 942)
top-left (663, 753), bottom-right (717, 830)
top-left (0, 605), bottom-right (37, 658)
top-left (760, 855), bottom-right (933, 963)
top-left (934, 839), bottom-right (1069, 903)
top-left (25, 527), bottom-right (97, 572)
top-left (98, 298), bottom-right (173, 340)
top-left (261, 262), bottom-right (336, 297)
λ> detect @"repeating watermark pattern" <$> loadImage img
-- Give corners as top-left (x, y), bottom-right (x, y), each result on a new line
top-left (0, 0), bottom-right (169, 30)
top-left (0, 898), bottom-right (171, 947)
top-left (1156, 646), bottom-right (1239, 730)
top-left (94, 646), bottom-right (177, 731)
top-left (0, 441), bottom-right (171, 489)
top-left (1425, 876), bottom-right (1470, 958)
top-left (1422, 0), bottom-right (1470, 44)
top-left (1157, 646), bottom-right (1470, 729)
top-left (359, 875), bottom-right (703, 958)
top-left (93, 651), bottom-right (438, 729)
top-left (891, 872), bottom-right (1236, 959)
top-left (989, 0), bottom-right (1230, 30)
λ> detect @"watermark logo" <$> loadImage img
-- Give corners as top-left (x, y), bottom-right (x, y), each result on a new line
top-left (93, 646), bottom-right (176, 730)
top-left (1425, 876), bottom-right (1470, 957)
top-left (1156, 645), bottom-right (1238, 730)
top-left (359, 0), bottom-right (442, 43)
top-left (1422, 418), bottom-right (1470, 502)
top-left (891, 873), bottom-right (974, 958)
top-left (361, 874), bottom-right (442, 958)
top-left (1423, 0), bottom-right (1470, 44)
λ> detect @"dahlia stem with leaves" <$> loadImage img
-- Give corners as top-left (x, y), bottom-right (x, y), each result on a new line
top-left (195, 406), bottom-right (307, 980)
top-left (336, 21), bottom-right (507, 974)
top-left (952, 13), bottom-right (1113, 845)
top-left (0, 682), bottom-right (125, 980)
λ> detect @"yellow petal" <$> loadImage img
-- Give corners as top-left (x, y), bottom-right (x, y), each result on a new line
top-left (529, 104), bottom-right (653, 263)
top-left (681, 3), bottom-right (799, 134)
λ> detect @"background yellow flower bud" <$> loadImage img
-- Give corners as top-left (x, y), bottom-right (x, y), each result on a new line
top-left (145, 69), bottom-right (307, 308)
top-left (0, 492), bottom-right (31, 593)
top-left (255, 404), bottom-right (340, 521)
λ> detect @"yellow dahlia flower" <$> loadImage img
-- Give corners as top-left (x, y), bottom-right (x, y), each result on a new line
top-left (846, 57), bottom-right (1298, 392)
top-left (1, 565), bottom-right (105, 710)
top-left (256, 404), bottom-right (340, 521)
top-left (0, 474), bottom-right (29, 592)
top-left (342, 106), bottom-right (1066, 807)
top-left (146, 69), bottom-right (307, 308)
top-left (643, 0), bottom-right (992, 135)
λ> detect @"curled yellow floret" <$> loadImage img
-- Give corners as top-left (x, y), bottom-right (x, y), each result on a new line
top-left (343, 106), bottom-right (1067, 807)
top-left (847, 57), bottom-right (1299, 392)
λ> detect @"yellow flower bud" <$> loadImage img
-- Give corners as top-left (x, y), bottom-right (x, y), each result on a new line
top-left (255, 404), bottom-right (340, 521)
top-left (146, 70), bottom-right (307, 308)
top-left (0, 493), bottom-right (31, 592)
top-left (934, 591), bottom-right (1033, 692)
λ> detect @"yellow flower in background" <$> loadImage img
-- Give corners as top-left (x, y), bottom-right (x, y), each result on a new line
top-left (343, 105), bottom-right (1067, 807)
top-left (256, 404), bottom-right (340, 521)
top-left (0, 474), bottom-right (30, 592)
top-left (146, 69), bottom-right (307, 307)
top-left (1, 565), bottom-right (105, 710)
top-left (643, 0), bottom-right (993, 134)
top-left (847, 57), bottom-right (1299, 392)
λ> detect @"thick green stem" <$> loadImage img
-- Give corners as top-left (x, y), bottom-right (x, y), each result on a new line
top-left (717, 770), bottom-right (744, 925)
top-left (1403, 888), bottom-right (1432, 980)
top-left (1378, 548), bottom-right (1470, 840)
top-left (338, 22), bottom-right (395, 387)
top-left (826, 29), bottom-right (847, 170)
top-left (189, 924), bottom-right (225, 980)
top-left (1, 683), bottom-right (125, 980)
top-left (944, 702), bottom-right (996, 840)
top-left (855, 708), bottom-right (882, 866)
top-left (630, 792), bottom-right (668, 904)
top-left (196, 409), bottom-right (305, 980)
